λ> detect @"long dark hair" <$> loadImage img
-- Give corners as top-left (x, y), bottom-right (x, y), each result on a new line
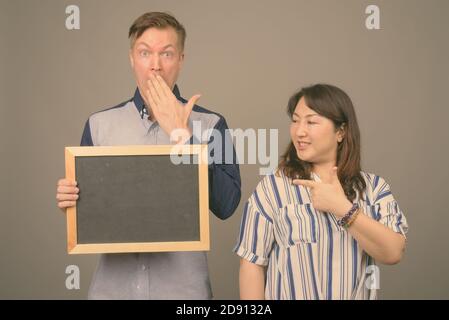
top-left (277, 84), bottom-right (366, 201)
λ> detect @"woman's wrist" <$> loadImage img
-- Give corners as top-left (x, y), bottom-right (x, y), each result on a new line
top-left (334, 200), bottom-right (353, 218)
top-left (336, 202), bottom-right (360, 228)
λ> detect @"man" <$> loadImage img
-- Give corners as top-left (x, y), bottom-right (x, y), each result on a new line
top-left (56, 12), bottom-right (241, 299)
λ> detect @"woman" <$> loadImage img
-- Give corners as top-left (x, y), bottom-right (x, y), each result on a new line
top-left (234, 84), bottom-right (408, 300)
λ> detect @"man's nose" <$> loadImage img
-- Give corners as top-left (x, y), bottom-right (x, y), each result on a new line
top-left (150, 55), bottom-right (161, 71)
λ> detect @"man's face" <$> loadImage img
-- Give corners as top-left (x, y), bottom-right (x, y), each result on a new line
top-left (129, 27), bottom-right (184, 100)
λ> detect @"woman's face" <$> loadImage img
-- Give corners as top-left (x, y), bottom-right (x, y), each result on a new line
top-left (290, 97), bottom-right (344, 166)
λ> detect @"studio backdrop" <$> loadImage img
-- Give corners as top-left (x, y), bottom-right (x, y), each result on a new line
top-left (1, 0), bottom-right (448, 299)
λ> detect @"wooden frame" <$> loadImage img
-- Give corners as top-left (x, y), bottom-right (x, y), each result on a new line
top-left (65, 145), bottom-right (209, 254)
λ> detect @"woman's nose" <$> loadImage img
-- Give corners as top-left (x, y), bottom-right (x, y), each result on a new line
top-left (295, 123), bottom-right (307, 137)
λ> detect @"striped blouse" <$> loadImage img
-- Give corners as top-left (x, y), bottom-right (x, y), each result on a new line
top-left (233, 170), bottom-right (408, 300)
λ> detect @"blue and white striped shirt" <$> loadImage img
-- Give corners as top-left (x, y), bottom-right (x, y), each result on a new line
top-left (234, 170), bottom-right (408, 300)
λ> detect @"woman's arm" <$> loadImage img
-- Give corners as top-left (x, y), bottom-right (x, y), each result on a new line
top-left (343, 208), bottom-right (406, 265)
top-left (239, 259), bottom-right (266, 299)
top-left (294, 167), bottom-right (406, 265)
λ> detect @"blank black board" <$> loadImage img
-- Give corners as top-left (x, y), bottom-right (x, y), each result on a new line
top-left (74, 154), bottom-right (200, 244)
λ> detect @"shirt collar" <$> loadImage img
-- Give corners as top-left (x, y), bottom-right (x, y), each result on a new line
top-left (133, 84), bottom-right (181, 116)
top-left (311, 172), bottom-right (322, 182)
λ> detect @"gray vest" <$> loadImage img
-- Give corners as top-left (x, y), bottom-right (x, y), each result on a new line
top-left (86, 98), bottom-right (221, 299)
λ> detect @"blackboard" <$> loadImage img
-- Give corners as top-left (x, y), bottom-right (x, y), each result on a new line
top-left (64, 145), bottom-right (209, 254)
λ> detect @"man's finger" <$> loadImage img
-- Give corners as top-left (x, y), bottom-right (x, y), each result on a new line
top-left (146, 77), bottom-right (161, 106)
top-left (56, 193), bottom-right (79, 201)
top-left (155, 74), bottom-right (173, 98)
top-left (292, 179), bottom-right (316, 189)
top-left (151, 74), bottom-right (168, 99)
top-left (58, 179), bottom-right (77, 187)
top-left (58, 201), bottom-right (76, 209)
top-left (145, 84), bottom-right (159, 117)
top-left (57, 186), bottom-right (79, 194)
top-left (185, 94), bottom-right (201, 116)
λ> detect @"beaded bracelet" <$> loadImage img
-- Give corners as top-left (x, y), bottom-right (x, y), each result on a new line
top-left (337, 203), bottom-right (359, 228)
top-left (344, 208), bottom-right (360, 228)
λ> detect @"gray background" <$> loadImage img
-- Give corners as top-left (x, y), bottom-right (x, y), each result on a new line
top-left (1, 0), bottom-right (448, 299)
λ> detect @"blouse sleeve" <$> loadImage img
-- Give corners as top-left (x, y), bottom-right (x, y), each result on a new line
top-left (233, 177), bottom-right (276, 266)
top-left (372, 176), bottom-right (409, 237)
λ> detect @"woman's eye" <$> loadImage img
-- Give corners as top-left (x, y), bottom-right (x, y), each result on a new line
top-left (140, 50), bottom-right (149, 57)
